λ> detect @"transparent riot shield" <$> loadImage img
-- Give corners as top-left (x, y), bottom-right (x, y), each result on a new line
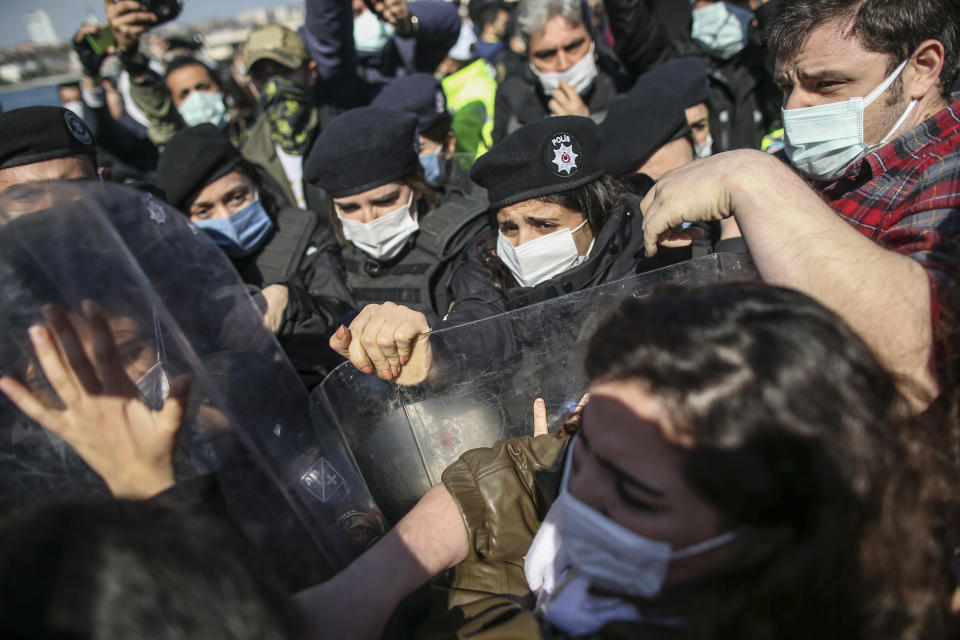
top-left (0, 182), bottom-right (384, 588)
top-left (318, 252), bottom-right (758, 522)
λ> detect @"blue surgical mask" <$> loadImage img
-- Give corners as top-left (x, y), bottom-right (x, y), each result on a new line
top-left (782, 59), bottom-right (917, 181)
top-left (178, 90), bottom-right (229, 129)
top-left (193, 198), bottom-right (274, 258)
top-left (691, 2), bottom-right (753, 60)
top-left (419, 152), bottom-right (445, 184)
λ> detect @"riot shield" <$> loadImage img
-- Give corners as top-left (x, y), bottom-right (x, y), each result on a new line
top-left (318, 252), bottom-right (758, 522)
top-left (0, 182), bottom-right (384, 588)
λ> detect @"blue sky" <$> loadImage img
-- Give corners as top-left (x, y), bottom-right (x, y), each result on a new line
top-left (0, 1), bottom-right (300, 49)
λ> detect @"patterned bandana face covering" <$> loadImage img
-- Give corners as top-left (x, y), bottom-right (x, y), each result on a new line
top-left (262, 76), bottom-right (314, 155)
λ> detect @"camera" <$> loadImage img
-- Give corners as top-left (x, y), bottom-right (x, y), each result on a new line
top-left (143, 0), bottom-right (183, 25)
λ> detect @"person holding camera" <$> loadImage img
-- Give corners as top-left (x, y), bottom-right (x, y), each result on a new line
top-left (104, 0), bottom-right (248, 148)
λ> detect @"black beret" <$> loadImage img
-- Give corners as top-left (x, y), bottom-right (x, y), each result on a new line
top-left (631, 57), bottom-right (712, 108)
top-left (470, 116), bottom-right (604, 211)
top-left (156, 124), bottom-right (244, 211)
top-left (0, 106), bottom-right (96, 170)
top-left (370, 73), bottom-right (449, 131)
top-left (304, 107), bottom-right (420, 198)
top-left (600, 85), bottom-right (690, 176)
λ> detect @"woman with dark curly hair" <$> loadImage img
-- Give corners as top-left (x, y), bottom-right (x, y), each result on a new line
top-left (300, 282), bottom-right (958, 639)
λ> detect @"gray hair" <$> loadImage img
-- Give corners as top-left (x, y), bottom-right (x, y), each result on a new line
top-left (516, 0), bottom-right (585, 45)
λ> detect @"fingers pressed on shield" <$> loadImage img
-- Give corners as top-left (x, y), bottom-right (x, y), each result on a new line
top-left (533, 397), bottom-right (548, 437)
top-left (41, 305), bottom-right (104, 396)
top-left (81, 300), bottom-right (136, 394)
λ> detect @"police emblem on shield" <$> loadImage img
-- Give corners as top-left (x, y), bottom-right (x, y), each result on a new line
top-left (546, 131), bottom-right (580, 178)
top-left (63, 110), bottom-right (93, 146)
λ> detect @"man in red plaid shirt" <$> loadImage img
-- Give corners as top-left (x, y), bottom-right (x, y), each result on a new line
top-left (640, 0), bottom-right (959, 411)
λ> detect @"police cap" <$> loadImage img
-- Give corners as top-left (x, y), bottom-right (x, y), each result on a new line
top-left (0, 106), bottom-right (96, 170)
top-left (469, 116), bottom-right (604, 211)
top-left (632, 57), bottom-right (712, 108)
top-left (370, 74), bottom-right (449, 131)
top-left (304, 107), bottom-right (420, 198)
top-left (157, 124), bottom-right (244, 211)
top-left (600, 86), bottom-right (690, 176)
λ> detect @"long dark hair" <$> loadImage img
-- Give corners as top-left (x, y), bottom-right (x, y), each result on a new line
top-left (585, 284), bottom-right (954, 638)
top-left (478, 175), bottom-right (623, 291)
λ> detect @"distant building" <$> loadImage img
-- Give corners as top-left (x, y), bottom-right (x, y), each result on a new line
top-left (25, 9), bottom-right (59, 46)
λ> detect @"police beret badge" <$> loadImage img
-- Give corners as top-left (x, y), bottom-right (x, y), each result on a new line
top-left (546, 131), bottom-right (580, 178)
top-left (64, 110), bottom-right (93, 146)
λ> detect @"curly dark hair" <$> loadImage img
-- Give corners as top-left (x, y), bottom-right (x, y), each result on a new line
top-left (584, 283), bottom-right (956, 639)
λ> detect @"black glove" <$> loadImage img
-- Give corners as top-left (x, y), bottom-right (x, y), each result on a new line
top-left (73, 31), bottom-right (105, 78)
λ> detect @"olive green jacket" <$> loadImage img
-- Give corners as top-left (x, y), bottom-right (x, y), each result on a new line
top-left (439, 433), bottom-right (567, 608)
top-left (429, 433), bottom-right (683, 640)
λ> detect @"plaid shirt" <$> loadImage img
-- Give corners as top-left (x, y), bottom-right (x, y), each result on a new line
top-left (818, 93), bottom-right (960, 336)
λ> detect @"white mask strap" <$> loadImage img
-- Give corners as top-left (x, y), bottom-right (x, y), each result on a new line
top-left (671, 528), bottom-right (740, 559)
top-left (879, 98), bottom-right (918, 144)
top-left (863, 58), bottom-right (909, 108)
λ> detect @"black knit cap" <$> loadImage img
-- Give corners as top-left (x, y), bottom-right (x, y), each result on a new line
top-left (470, 116), bottom-right (604, 211)
top-left (304, 107), bottom-right (420, 198)
top-left (0, 106), bottom-right (96, 170)
top-left (370, 73), bottom-right (448, 130)
top-left (156, 124), bottom-right (244, 211)
top-left (600, 85), bottom-right (690, 176)
top-left (631, 57), bottom-right (711, 108)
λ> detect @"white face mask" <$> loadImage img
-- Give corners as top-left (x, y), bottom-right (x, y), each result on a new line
top-left (530, 42), bottom-right (599, 96)
top-left (691, 1), bottom-right (753, 60)
top-left (496, 218), bottom-right (589, 288)
top-left (178, 90), bottom-right (229, 129)
top-left (694, 133), bottom-right (713, 159)
top-left (556, 444), bottom-right (740, 598)
top-left (338, 194), bottom-right (418, 261)
top-left (782, 59), bottom-right (917, 181)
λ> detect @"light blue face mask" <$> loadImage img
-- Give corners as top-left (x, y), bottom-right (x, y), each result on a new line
top-left (193, 198), bottom-right (274, 258)
top-left (691, 1), bottom-right (753, 60)
top-left (782, 59), bottom-right (917, 182)
top-left (178, 90), bottom-right (229, 129)
top-left (419, 152), bottom-right (445, 185)
top-left (354, 9), bottom-right (395, 53)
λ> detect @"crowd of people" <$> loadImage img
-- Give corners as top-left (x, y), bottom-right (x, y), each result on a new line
top-left (0, 0), bottom-right (958, 637)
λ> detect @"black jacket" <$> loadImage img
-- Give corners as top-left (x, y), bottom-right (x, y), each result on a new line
top-left (233, 206), bottom-right (355, 388)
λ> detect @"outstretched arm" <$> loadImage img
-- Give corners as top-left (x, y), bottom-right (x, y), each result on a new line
top-left (296, 483), bottom-right (468, 640)
top-left (641, 150), bottom-right (941, 409)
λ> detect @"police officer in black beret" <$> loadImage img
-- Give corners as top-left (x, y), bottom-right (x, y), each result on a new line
top-left (326, 116), bottom-right (691, 385)
top-left (157, 124), bottom-right (354, 388)
top-left (630, 57), bottom-right (714, 159)
top-left (600, 85), bottom-right (695, 192)
top-left (370, 73), bottom-right (480, 201)
top-left (304, 106), bottom-right (489, 331)
top-left (0, 106), bottom-right (98, 200)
